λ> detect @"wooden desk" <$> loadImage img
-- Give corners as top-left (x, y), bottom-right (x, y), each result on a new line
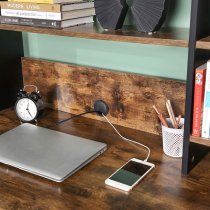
top-left (0, 108), bottom-right (209, 210)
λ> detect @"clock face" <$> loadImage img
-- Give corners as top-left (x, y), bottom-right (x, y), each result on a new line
top-left (15, 98), bottom-right (38, 122)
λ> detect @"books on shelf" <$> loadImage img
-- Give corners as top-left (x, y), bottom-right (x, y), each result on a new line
top-left (1, 7), bottom-right (95, 21)
top-left (192, 60), bottom-right (210, 139)
top-left (0, 15), bottom-right (93, 28)
top-left (0, 0), bottom-right (95, 28)
top-left (7, 0), bottom-right (83, 4)
top-left (0, 1), bottom-right (94, 13)
top-left (202, 60), bottom-right (210, 139)
top-left (192, 63), bottom-right (206, 137)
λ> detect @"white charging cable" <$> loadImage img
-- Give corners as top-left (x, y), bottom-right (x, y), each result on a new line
top-left (102, 114), bottom-right (150, 161)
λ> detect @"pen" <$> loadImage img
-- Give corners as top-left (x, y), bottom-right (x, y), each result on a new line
top-left (153, 105), bottom-right (169, 128)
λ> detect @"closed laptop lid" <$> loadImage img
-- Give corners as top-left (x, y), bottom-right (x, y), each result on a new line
top-left (0, 123), bottom-right (107, 182)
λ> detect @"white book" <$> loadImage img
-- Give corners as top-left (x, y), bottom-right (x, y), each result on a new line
top-left (1, 8), bottom-right (95, 21)
top-left (7, 0), bottom-right (84, 4)
top-left (202, 60), bottom-right (210, 139)
top-left (1, 9), bottom-right (61, 20)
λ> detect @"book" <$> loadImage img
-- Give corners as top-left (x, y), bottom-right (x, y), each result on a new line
top-left (202, 60), bottom-right (210, 139)
top-left (192, 63), bottom-right (206, 137)
top-left (0, 15), bottom-right (94, 28)
top-left (7, 0), bottom-right (83, 4)
top-left (1, 7), bottom-right (95, 21)
top-left (0, 1), bottom-right (94, 13)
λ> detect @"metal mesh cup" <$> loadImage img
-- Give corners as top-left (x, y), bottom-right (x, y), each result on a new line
top-left (161, 118), bottom-right (184, 158)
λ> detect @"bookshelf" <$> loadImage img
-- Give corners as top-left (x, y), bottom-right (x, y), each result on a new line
top-left (182, 0), bottom-right (210, 174)
top-left (0, 0), bottom-right (209, 174)
top-left (0, 19), bottom-right (190, 111)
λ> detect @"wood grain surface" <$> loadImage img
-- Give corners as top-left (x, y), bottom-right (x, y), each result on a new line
top-left (22, 57), bottom-right (186, 135)
top-left (197, 36), bottom-right (210, 49)
top-left (0, 108), bottom-right (210, 210)
top-left (0, 23), bottom-right (189, 47)
top-left (190, 136), bottom-right (210, 147)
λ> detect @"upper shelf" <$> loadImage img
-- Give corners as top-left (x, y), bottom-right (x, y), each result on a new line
top-left (0, 22), bottom-right (189, 47)
top-left (197, 36), bottom-right (210, 50)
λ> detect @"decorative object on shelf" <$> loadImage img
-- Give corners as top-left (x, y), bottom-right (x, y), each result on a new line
top-left (15, 85), bottom-right (44, 123)
top-left (131, 0), bottom-right (169, 33)
top-left (94, 0), bottom-right (128, 30)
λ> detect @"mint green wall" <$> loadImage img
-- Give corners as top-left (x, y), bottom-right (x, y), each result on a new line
top-left (23, 0), bottom-right (191, 80)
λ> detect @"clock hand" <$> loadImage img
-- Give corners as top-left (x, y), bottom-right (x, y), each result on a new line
top-left (27, 109), bottom-right (33, 117)
top-left (26, 102), bottom-right (29, 110)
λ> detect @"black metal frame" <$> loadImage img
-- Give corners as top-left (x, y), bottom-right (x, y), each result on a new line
top-left (0, 30), bottom-right (24, 110)
top-left (182, 0), bottom-right (210, 174)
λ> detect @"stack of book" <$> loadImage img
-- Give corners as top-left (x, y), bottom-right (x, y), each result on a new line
top-left (192, 59), bottom-right (210, 139)
top-left (0, 0), bottom-right (95, 28)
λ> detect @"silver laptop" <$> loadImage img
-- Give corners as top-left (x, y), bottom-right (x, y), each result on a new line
top-left (0, 123), bottom-right (107, 182)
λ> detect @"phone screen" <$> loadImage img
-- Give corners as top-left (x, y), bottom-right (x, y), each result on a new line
top-left (109, 160), bottom-right (152, 186)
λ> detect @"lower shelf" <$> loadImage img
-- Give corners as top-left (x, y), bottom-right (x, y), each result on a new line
top-left (197, 36), bottom-right (210, 50)
top-left (190, 135), bottom-right (210, 147)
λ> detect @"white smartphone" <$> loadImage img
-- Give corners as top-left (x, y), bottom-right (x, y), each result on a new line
top-left (105, 158), bottom-right (155, 192)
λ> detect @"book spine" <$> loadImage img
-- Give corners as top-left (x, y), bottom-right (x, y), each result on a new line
top-left (202, 60), bottom-right (210, 139)
top-left (8, 0), bottom-right (54, 4)
top-left (0, 16), bottom-right (61, 28)
top-left (0, 2), bottom-right (61, 13)
top-left (1, 9), bottom-right (61, 20)
top-left (192, 68), bottom-right (206, 137)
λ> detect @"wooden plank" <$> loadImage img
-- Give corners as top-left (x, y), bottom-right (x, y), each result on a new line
top-left (190, 136), bottom-right (210, 147)
top-left (22, 57), bottom-right (186, 135)
top-left (0, 23), bottom-right (189, 47)
top-left (197, 36), bottom-right (210, 49)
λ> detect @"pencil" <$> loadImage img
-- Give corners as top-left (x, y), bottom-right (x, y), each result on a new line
top-left (177, 115), bottom-right (182, 128)
top-left (153, 105), bottom-right (169, 128)
top-left (166, 100), bottom-right (178, 129)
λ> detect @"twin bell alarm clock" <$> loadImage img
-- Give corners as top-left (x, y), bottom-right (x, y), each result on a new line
top-left (15, 85), bottom-right (44, 122)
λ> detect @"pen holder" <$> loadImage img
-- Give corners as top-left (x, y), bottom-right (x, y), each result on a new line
top-left (161, 118), bottom-right (184, 158)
